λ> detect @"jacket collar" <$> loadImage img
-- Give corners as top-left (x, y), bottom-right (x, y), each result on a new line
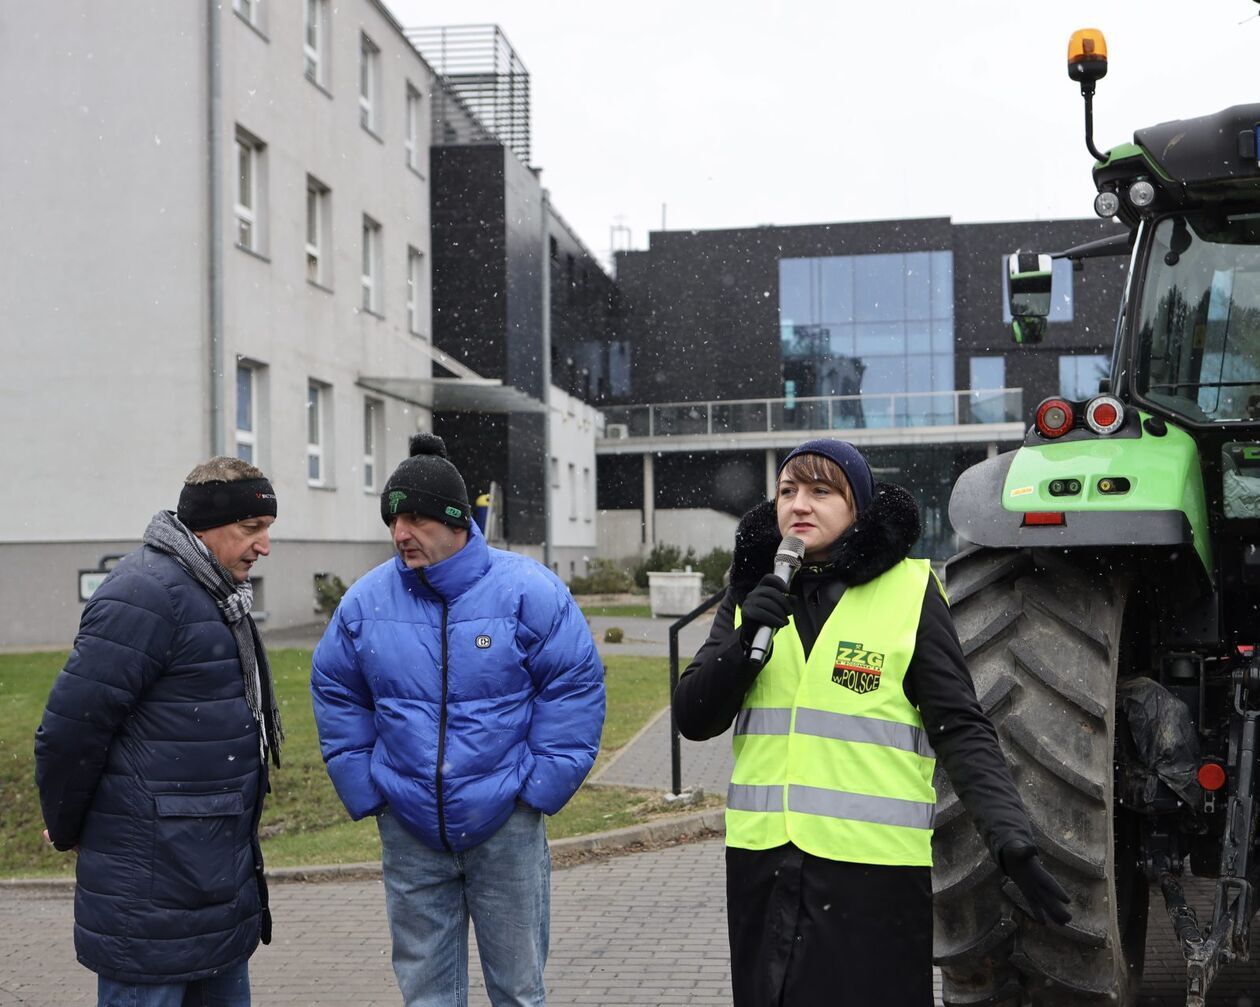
top-left (728, 483), bottom-right (921, 603)
top-left (393, 519), bottom-right (491, 602)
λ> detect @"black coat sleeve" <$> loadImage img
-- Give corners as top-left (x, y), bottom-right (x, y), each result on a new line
top-left (34, 566), bottom-right (174, 850)
top-left (904, 580), bottom-right (1034, 863)
top-left (672, 592), bottom-right (764, 741)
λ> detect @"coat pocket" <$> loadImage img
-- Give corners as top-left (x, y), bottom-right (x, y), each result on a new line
top-left (151, 791), bottom-right (244, 909)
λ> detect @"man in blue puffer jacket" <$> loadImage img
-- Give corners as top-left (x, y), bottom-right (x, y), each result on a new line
top-left (35, 456), bottom-right (282, 1007)
top-left (312, 433), bottom-right (605, 1007)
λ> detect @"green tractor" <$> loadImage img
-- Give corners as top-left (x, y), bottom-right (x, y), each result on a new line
top-left (933, 27), bottom-right (1260, 1007)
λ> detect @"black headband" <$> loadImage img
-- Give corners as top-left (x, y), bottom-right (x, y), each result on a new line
top-left (177, 478), bottom-right (277, 531)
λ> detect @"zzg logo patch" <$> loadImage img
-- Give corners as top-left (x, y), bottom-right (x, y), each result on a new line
top-left (832, 641), bottom-right (884, 695)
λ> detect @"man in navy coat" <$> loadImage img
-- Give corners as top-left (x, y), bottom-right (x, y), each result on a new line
top-left (36, 456), bottom-right (282, 1007)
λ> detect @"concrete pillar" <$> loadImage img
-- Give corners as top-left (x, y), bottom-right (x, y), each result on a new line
top-left (987, 442), bottom-right (999, 459)
top-left (765, 449), bottom-right (778, 500)
top-left (642, 452), bottom-right (655, 546)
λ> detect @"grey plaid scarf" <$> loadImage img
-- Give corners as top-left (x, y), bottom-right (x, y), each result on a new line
top-left (143, 510), bottom-right (284, 766)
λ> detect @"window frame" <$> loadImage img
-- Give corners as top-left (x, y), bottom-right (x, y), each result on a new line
top-left (363, 398), bottom-right (382, 492)
top-left (234, 127), bottom-right (266, 254)
top-left (235, 363), bottom-right (257, 463)
top-left (307, 380), bottom-right (328, 487)
top-left (359, 33), bottom-right (380, 134)
top-left (404, 83), bottom-right (422, 172)
top-left (305, 176), bottom-right (330, 286)
top-left (361, 215), bottom-right (382, 314)
top-left (303, 0), bottom-right (326, 85)
top-left (406, 246), bottom-right (424, 335)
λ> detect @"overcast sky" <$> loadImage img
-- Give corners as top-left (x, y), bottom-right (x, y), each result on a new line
top-left (385, 0), bottom-right (1260, 266)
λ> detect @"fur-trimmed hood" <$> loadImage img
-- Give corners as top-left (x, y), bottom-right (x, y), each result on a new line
top-left (728, 483), bottom-right (921, 603)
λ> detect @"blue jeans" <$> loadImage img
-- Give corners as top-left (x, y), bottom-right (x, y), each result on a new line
top-left (378, 805), bottom-right (550, 1007)
top-left (96, 961), bottom-right (249, 1007)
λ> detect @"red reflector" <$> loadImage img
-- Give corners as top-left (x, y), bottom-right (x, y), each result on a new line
top-left (1035, 398), bottom-right (1075, 438)
top-left (1022, 512), bottom-right (1066, 526)
top-left (1198, 763), bottom-right (1227, 792)
top-left (1092, 402), bottom-right (1119, 428)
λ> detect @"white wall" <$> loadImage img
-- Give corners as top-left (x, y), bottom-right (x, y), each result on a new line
top-left (598, 508), bottom-right (739, 560)
top-left (547, 386), bottom-right (600, 551)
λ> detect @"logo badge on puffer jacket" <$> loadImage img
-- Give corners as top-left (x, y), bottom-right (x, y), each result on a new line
top-left (475, 635), bottom-right (492, 649)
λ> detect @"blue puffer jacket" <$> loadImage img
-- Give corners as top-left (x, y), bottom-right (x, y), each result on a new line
top-left (34, 546), bottom-right (266, 983)
top-left (311, 521), bottom-right (605, 852)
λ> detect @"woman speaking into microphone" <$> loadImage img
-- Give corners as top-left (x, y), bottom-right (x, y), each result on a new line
top-left (673, 438), bottom-right (1069, 1006)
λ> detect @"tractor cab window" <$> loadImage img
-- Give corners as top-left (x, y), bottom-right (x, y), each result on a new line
top-left (1135, 213), bottom-right (1260, 423)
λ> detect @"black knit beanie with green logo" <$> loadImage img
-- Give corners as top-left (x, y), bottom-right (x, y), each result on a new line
top-left (380, 433), bottom-right (471, 529)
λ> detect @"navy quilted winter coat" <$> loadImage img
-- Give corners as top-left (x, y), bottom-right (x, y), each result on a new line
top-left (34, 546), bottom-right (267, 983)
top-left (311, 521), bottom-right (605, 852)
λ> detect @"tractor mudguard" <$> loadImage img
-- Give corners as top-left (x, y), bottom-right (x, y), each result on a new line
top-left (949, 416), bottom-right (1211, 576)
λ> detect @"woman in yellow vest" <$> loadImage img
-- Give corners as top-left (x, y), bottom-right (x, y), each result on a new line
top-left (674, 438), bottom-right (1070, 1006)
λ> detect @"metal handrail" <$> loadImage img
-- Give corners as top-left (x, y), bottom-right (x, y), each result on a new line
top-left (668, 587), bottom-right (728, 796)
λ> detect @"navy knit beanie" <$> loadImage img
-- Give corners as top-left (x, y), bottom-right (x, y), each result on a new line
top-left (380, 433), bottom-right (471, 529)
top-left (777, 438), bottom-right (875, 513)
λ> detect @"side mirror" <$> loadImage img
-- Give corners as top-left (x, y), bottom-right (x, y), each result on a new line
top-left (1007, 251), bottom-right (1053, 345)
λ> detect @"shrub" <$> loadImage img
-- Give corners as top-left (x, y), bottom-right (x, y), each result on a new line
top-left (603, 626), bottom-right (624, 644)
top-left (696, 546), bottom-right (733, 594)
top-left (568, 558), bottom-right (634, 595)
top-left (631, 542), bottom-right (698, 589)
top-left (313, 573), bottom-right (348, 618)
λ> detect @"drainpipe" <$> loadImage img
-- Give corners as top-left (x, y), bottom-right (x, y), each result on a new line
top-left (207, 0), bottom-right (225, 455)
top-left (540, 188), bottom-right (553, 571)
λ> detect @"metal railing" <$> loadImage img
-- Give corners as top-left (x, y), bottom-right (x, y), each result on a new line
top-left (602, 388), bottom-right (1023, 440)
top-left (668, 588), bottom-right (728, 796)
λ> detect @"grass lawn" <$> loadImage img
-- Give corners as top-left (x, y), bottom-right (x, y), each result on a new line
top-left (579, 603), bottom-right (654, 619)
top-left (1, 650), bottom-right (674, 878)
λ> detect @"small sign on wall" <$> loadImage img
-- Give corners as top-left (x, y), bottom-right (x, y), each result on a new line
top-left (79, 555), bottom-right (126, 603)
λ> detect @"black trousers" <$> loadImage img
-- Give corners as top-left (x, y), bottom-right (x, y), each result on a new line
top-left (726, 843), bottom-right (933, 1007)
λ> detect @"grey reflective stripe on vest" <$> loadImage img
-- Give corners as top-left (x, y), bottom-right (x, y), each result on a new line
top-left (733, 708), bottom-right (792, 736)
top-left (788, 784), bottom-right (935, 830)
top-left (727, 783), bottom-right (785, 813)
top-left (793, 707), bottom-right (936, 759)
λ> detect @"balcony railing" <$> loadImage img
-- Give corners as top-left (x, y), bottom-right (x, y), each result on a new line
top-left (601, 388), bottom-right (1023, 439)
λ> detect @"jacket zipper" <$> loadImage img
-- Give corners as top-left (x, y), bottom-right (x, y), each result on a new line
top-left (421, 569), bottom-right (453, 852)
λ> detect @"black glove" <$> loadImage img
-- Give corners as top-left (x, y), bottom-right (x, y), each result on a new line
top-left (739, 574), bottom-right (792, 650)
top-left (1000, 841), bottom-right (1072, 926)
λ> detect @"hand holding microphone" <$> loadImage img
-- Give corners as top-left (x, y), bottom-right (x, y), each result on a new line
top-left (743, 536), bottom-right (805, 665)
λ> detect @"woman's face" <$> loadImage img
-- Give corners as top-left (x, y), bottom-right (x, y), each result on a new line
top-left (776, 476), bottom-right (855, 560)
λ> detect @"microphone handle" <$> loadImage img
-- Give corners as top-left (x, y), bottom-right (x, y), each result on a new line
top-left (746, 559), bottom-right (797, 666)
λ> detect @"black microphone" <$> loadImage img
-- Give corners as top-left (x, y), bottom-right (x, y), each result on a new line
top-left (747, 535), bottom-right (806, 665)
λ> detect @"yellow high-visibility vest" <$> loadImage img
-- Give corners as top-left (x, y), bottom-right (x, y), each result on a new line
top-left (727, 558), bottom-right (938, 866)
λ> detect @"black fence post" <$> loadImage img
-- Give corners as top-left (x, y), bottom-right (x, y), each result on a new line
top-left (667, 587), bottom-right (727, 796)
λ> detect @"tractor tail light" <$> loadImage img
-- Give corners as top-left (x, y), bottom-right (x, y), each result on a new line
top-left (1085, 395), bottom-right (1125, 435)
top-left (1198, 763), bottom-right (1227, 792)
top-left (1036, 398), bottom-right (1075, 438)
top-left (1022, 512), bottom-right (1066, 527)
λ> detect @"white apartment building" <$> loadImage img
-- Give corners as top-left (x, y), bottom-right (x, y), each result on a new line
top-left (0, 2), bottom-right (597, 647)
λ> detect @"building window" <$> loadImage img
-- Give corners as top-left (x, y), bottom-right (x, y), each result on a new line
top-left (568, 463), bottom-right (578, 520)
top-left (550, 456), bottom-right (560, 488)
top-left (968, 356), bottom-right (1007, 424)
top-left (303, 0), bottom-right (327, 85)
top-left (363, 398), bottom-right (381, 491)
top-left (582, 467), bottom-right (592, 522)
top-left (1060, 354), bottom-right (1109, 400)
top-left (778, 250), bottom-right (955, 428)
top-left (1002, 257), bottom-right (1074, 323)
top-left (236, 363), bottom-right (257, 463)
top-left (361, 216), bottom-right (382, 314)
top-left (307, 381), bottom-right (330, 486)
top-left (407, 247), bottom-right (424, 335)
top-left (306, 176), bottom-right (329, 285)
top-left (405, 84), bottom-right (422, 171)
top-left (234, 128), bottom-right (266, 253)
top-left (359, 34), bottom-right (380, 133)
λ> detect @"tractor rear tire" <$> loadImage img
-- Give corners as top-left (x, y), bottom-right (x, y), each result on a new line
top-left (932, 546), bottom-right (1146, 1005)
